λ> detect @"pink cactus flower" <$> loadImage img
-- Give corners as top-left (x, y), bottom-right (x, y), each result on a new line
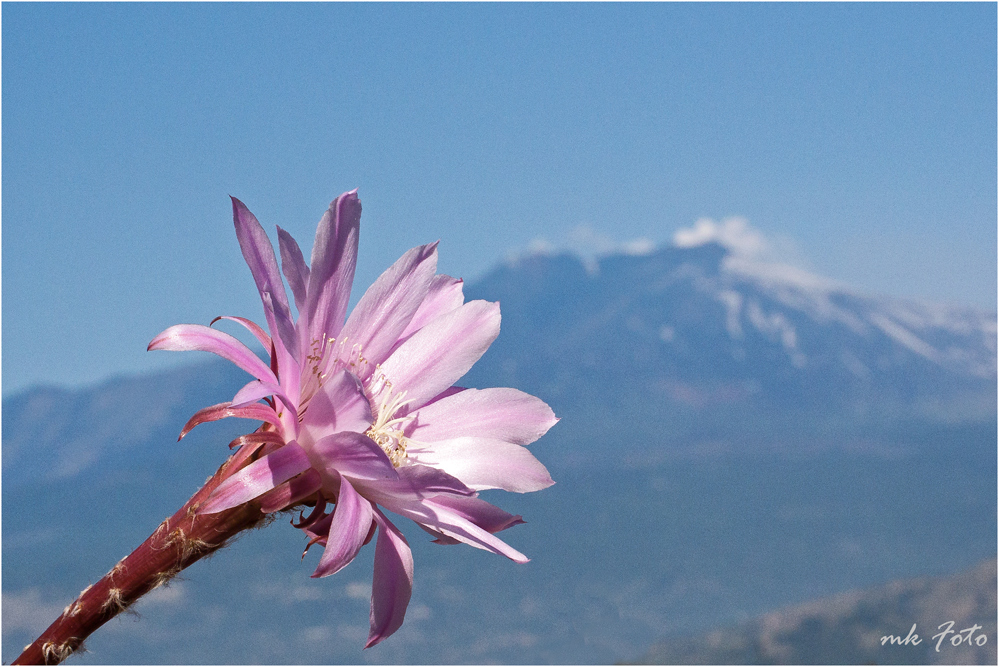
top-left (148, 191), bottom-right (556, 647)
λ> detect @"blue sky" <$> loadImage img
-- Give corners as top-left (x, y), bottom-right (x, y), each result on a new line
top-left (3, 3), bottom-right (996, 396)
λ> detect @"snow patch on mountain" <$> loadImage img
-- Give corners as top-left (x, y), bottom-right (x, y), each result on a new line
top-left (670, 216), bottom-right (996, 380)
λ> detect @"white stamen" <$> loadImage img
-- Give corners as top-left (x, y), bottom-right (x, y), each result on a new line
top-left (365, 379), bottom-right (416, 468)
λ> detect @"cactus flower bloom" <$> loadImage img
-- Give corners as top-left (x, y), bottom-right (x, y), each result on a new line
top-left (148, 191), bottom-right (556, 647)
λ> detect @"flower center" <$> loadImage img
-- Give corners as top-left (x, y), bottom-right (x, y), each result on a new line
top-left (300, 339), bottom-right (414, 468)
top-left (299, 334), bottom-right (371, 417)
top-left (365, 380), bottom-right (415, 468)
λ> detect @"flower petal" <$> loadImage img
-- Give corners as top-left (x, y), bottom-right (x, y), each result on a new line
top-left (230, 379), bottom-right (297, 415)
top-left (426, 501), bottom-right (529, 563)
top-left (148, 324), bottom-right (278, 386)
top-left (399, 274), bottom-right (465, 340)
top-left (415, 495), bottom-right (525, 546)
top-left (311, 432), bottom-right (397, 482)
top-left (425, 494), bottom-right (526, 534)
top-left (200, 442), bottom-right (312, 514)
top-left (224, 433), bottom-right (278, 475)
top-left (258, 468), bottom-right (323, 513)
top-left (211, 316), bottom-right (272, 351)
top-left (300, 370), bottom-right (373, 435)
top-left (389, 498), bottom-right (528, 563)
top-left (231, 197), bottom-right (300, 363)
top-left (338, 243), bottom-right (438, 371)
top-left (415, 523), bottom-right (461, 545)
top-left (307, 190), bottom-right (360, 343)
top-left (379, 300), bottom-right (500, 410)
top-left (393, 464), bottom-right (476, 497)
top-left (260, 289), bottom-right (302, 371)
top-left (231, 197), bottom-right (288, 312)
top-left (408, 437), bottom-right (553, 493)
top-left (312, 476), bottom-right (374, 578)
top-left (227, 430), bottom-right (286, 451)
top-left (178, 401), bottom-right (283, 440)
top-left (365, 509), bottom-right (413, 648)
top-left (277, 225), bottom-right (310, 315)
top-left (410, 387), bottom-right (557, 446)
top-left (357, 464), bottom-right (475, 504)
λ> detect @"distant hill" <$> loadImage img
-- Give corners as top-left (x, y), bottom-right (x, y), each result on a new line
top-left (631, 558), bottom-right (997, 665)
top-left (3, 238), bottom-right (995, 664)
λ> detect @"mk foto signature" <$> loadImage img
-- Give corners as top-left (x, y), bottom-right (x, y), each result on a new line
top-left (881, 622), bottom-right (988, 651)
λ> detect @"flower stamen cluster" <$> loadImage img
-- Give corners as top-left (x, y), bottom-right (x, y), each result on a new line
top-left (366, 384), bottom-right (416, 468)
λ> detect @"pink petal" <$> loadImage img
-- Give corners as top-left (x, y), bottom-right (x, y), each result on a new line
top-left (178, 401), bottom-right (283, 440)
top-left (426, 385), bottom-right (467, 403)
top-left (258, 468), bottom-right (323, 513)
top-left (312, 477), bottom-right (374, 578)
top-left (231, 198), bottom-right (300, 362)
top-left (277, 226), bottom-right (310, 314)
top-left (300, 370), bottom-right (373, 435)
top-left (410, 387), bottom-right (558, 446)
top-left (231, 197), bottom-right (291, 315)
top-left (302, 520), bottom-right (336, 557)
top-left (227, 430), bottom-right (286, 451)
top-left (399, 274), bottom-right (465, 340)
top-left (311, 432), bottom-right (397, 482)
top-left (260, 289), bottom-right (301, 369)
top-left (338, 243), bottom-right (438, 371)
top-left (357, 464), bottom-right (475, 505)
top-left (148, 324), bottom-right (278, 386)
top-left (200, 442), bottom-right (312, 514)
top-left (426, 494), bottom-right (525, 534)
top-left (427, 501), bottom-right (529, 563)
top-left (415, 523), bottom-right (460, 545)
top-left (231, 379), bottom-right (296, 415)
top-left (211, 316), bottom-right (272, 351)
top-left (365, 509), bottom-right (413, 648)
top-left (223, 433), bottom-right (278, 475)
top-left (378, 300), bottom-right (501, 410)
top-left (393, 463), bottom-right (476, 497)
top-left (414, 494), bottom-right (525, 546)
top-left (408, 437), bottom-right (553, 493)
top-left (307, 191), bottom-right (360, 343)
top-left (390, 499), bottom-right (528, 563)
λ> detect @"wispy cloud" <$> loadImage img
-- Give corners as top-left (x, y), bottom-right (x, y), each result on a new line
top-left (2, 589), bottom-right (68, 635)
top-left (140, 581), bottom-right (186, 607)
top-left (509, 224), bottom-right (655, 274)
top-left (674, 216), bottom-right (768, 257)
top-left (344, 581), bottom-right (369, 601)
top-left (673, 216), bottom-right (809, 267)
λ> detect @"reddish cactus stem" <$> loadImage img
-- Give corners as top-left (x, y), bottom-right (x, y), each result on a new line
top-left (14, 446), bottom-right (268, 665)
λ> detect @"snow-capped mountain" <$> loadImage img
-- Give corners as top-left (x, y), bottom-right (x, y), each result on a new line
top-left (464, 231), bottom-right (995, 454)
